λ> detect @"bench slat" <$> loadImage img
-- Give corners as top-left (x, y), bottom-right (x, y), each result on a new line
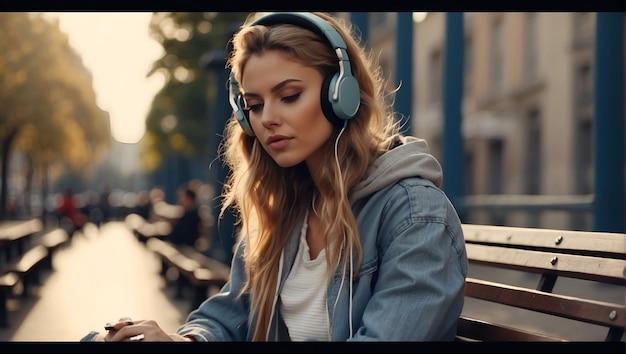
top-left (41, 229), bottom-right (69, 249)
top-left (456, 316), bottom-right (566, 341)
top-left (177, 245), bottom-right (230, 273)
top-left (5, 245), bottom-right (48, 274)
top-left (462, 224), bottom-right (626, 259)
top-left (465, 277), bottom-right (626, 329)
top-left (192, 268), bottom-right (228, 286)
top-left (466, 243), bottom-right (626, 285)
top-left (0, 272), bottom-right (19, 289)
top-left (0, 219), bottom-right (43, 242)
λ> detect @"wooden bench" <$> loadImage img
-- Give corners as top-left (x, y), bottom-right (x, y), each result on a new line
top-left (146, 237), bottom-right (230, 311)
top-left (39, 228), bottom-right (70, 270)
top-left (0, 226), bottom-right (71, 329)
top-left (0, 272), bottom-right (20, 327)
top-left (125, 213), bottom-right (171, 244)
top-left (2, 244), bottom-right (49, 298)
top-left (0, 241), bottom-right (49, 327)
top-left (457, 223), bottom-right (626, 342)
top-left (0, 218), bottom-right (43, 261)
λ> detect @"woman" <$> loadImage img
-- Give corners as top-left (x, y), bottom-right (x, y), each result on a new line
top-left (82, 11), bottom-right (467, 342)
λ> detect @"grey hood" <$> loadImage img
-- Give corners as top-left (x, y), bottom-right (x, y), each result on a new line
top-left (349, 135), bottom-right (443, 204)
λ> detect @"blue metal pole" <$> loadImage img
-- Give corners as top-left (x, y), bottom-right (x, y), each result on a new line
top-left (395, 12), bottom-right (414, 135)
top-left (442, 12), bottom-right (465, 214)
top-left (204, 49), bottom-right (236, 264)
top-left (593, 12), bottom-right (625, 233)
top-left (350, 12), bottom-right (369, 46)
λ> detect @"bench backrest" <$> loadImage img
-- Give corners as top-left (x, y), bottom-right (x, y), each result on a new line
top-left (459, 224), bottom-right (626, 342)
top-left (0, 219), bottom-right (43, 262)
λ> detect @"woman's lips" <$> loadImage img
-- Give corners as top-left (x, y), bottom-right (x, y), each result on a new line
top-left (267, 135), bottom-right (291, 149)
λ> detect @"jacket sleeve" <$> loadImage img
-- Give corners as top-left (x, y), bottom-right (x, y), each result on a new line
top-left (352, 180), bottom-right (468, 340)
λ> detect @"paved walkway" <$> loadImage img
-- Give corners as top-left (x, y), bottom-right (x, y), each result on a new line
top-left (0, 221), bottom-right (189, 342)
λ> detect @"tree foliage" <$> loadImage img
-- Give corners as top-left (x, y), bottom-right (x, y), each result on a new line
top-left (142, 12), bottom-right (250, 172)
top-left (0, 13), bottom-right (110, 219)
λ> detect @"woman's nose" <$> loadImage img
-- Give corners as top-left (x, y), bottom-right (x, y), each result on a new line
top-left (260, 103), bottom-right (279, 128)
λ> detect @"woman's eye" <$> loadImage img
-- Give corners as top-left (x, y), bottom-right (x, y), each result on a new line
top-left (282, 93), bottom-right (301, 103)
top-left (247, 104), bottom-right (263, 113)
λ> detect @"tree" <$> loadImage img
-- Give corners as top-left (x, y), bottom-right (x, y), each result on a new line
top-left (0, 13), bottom-right (110, 219)
top-left (142, 12), bottom-right (250, 176)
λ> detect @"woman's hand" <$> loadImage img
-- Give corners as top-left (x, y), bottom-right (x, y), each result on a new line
top-left (103, 317), bottom-right (193, 342)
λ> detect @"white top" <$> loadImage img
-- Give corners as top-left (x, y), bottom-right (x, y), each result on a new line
top-left (280, 210), bottom-right (330, 341)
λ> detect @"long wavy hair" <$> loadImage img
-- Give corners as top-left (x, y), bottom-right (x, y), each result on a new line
top-left (220, 12), bottom-right (401, 341)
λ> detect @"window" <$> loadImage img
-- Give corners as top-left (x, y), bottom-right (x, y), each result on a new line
top-left (573, 60), bottom-right (593, 202)
top-left (488, 139), bottom-right (505, 225)
top-left (576, 63), bottom-right (593, 109)
top-left (488, 139), bottom-right (504, 195)
top-left (490, 17), bottom-right (505, 92)
top-left (572, 118), bottom-right (593, 230)
top-left (525, 13), bottom-right (539, 79)
top-left (524, 108), bottom-right (542, 195)
top-left (464, 35), bottom-right (473, 94)
top-left (575, 120), bottom-right (593, 195)
top-left (573, 12), bottom-right (593, 40)
top-left (429, 49), bottom-right (442, 103)
top-left (464, 151), bottom-right (475, 196)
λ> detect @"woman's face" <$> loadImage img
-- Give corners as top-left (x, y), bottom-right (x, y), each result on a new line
top-left (241, 50), bottom-right (333, 169)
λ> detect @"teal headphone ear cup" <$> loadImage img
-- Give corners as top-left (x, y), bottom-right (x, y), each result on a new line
top-left (328, 72), bottom-right (360, 121)
top-left (235, 95), bottom-right (254, 136)
top-left (321, 72), bottom-right (361, 124)
top-left (320, 74), bottom-right (340, 124)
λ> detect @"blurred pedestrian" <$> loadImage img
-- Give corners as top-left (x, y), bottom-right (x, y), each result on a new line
top-left (81, 190), bottom-right (104, 226)
top-left (56, 188), bottom-right (86, 235)
top-left (98, 183), bottom-right (113, 222)
top-left (165, 183), bottom-right (201, 248)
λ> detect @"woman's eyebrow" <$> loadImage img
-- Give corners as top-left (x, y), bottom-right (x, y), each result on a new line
top-left (243, 78), bottom-right (303, 98)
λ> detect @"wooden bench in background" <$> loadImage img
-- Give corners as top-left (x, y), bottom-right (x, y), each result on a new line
top-left (0, 272), bottom-right (20, 327)
top-left (146, 237), bottom-right (230, 311)
top-left (0, 218), bottom-right (44, 328)
top-left (457, 224), bottom-right (626, 342)
top-left (125, 213), bottom-right (171, 244)
top-left (0, 218), bottom-right (43, 261)
top-left (0, 225), bottom-right (70, 328)
top-left (39, 228), bottom-right (70, 270)
top-left (2, 244), bottom-right (48, 298)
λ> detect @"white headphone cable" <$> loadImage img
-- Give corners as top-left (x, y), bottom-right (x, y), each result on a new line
top-left (333, 121), bottom-right (354, 339)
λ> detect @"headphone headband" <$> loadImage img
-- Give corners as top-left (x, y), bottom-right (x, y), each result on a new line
top-left (250, 12), bottom-right (349, 54)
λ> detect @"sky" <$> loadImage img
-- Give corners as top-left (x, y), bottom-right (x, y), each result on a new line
top-left (41, 12), bottom-right (165, 144)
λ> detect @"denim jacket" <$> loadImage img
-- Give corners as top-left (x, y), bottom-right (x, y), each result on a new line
top-left (81, 135), bottom-right (468, 341)
top-left (175, 135), bottom-right (468, 341)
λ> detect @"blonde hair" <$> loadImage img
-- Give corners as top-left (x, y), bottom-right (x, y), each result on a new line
top-left (221, 12), bottom-right (400, 341)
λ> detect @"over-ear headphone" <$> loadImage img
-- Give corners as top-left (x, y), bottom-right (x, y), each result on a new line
top-left (228, 12), bottom-right (361, 137)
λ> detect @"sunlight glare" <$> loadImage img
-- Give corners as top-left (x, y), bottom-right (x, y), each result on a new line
top-left (413, 12), bottom-right (428, 23)
top-left (46, 12), bottom-right (164, 144)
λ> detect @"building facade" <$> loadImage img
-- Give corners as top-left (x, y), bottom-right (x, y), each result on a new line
top-left (347, 12), bottom-right (624, 231)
